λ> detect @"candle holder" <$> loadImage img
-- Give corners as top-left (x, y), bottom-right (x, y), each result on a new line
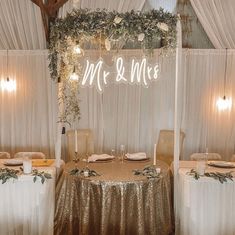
top-left (73, 152), bottom-right (79, 163)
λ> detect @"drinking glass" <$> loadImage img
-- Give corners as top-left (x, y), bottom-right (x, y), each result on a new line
top-left (120, 145), bottom-right (126, 162)
top-left (196, 155), bottom-right (206, 175)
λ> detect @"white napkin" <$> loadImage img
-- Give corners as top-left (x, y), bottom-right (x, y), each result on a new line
top-left (125, 152), bottom-right (147, 160)
top-left (88, 154), bottom-right (114, 162)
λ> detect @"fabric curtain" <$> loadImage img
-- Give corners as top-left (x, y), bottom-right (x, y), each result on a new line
top-left (182, 49), bottom-right (235, 161)
top-left (0, 49), bottom-right (235, 161)
top-left (145, 0), bottom-right (177, 12)
top-left (0, 0), bottom-right (46, 49)
top-left (0, 50), bottom-right (57, 158)
top-left (59, 0), bottom-right (146, 18)
top-left (190, 0), bottom-right (235, 48)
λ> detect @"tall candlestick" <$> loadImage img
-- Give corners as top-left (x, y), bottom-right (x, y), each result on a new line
top-left (75, 130), bottom-right (78, 153)
top-left (153, 144), bottom-right (157, 165)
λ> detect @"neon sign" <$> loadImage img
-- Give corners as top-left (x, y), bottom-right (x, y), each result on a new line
top-left (79, 57), bottom-right (160, 93)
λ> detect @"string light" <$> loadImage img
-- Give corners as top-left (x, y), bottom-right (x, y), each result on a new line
top-left (73, 45), bottom-right (83, 55)
top-left (69, 66), bottom-right (79, 81)
top-left (216, 48), bottom-right (232, 111)
top-left (0, 50), bottom-right (16, 92)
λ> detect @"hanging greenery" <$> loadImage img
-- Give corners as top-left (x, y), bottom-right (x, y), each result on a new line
top-left (48, 8), bottom-right (178, 124)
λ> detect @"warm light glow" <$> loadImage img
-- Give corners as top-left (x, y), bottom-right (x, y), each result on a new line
top-left (74, 45), bottom-right (82, 54)
top-left (216, 96), bottom-right (232, 111)
top-left (0, 78), bottom-right (16, 92)
top-left (70, 72), bottom-right (79, 81)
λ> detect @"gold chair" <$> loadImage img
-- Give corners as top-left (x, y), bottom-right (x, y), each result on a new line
top-left (190, 153), bottom-right (221, 161)
top-left (66, 129), bottom-right (94, 162)
top-left (14, 152), bottom-right (46, 159)
top-left (0, 152), bottom-right (11, 159)
top-left (156, 129), bottom-right (185, 166)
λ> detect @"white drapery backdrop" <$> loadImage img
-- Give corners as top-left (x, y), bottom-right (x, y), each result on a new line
top-left (0, 0), bottom-right (46, 49)
top-left (190, 0), bottom-right (235, 48)
top-left (0, 49), bottom-right (234, 160)
top-left (0, 50), bottom-right (57, 157)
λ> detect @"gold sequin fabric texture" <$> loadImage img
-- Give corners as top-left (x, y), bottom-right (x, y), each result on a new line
top-left (54, 160), bottom-right (173, 235)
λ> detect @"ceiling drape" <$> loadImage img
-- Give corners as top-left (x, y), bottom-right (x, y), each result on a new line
top-left (0, 50), bottom-right (57, 157)
top-left (0, 0), bottom-right (46, 49)
top-left (190, 0), bottom-right (235, 48)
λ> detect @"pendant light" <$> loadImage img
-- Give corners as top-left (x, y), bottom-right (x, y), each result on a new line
top-left (0, 49), bottom-right (16, 92)
top-left (216, 48), bottom-right (232, 111)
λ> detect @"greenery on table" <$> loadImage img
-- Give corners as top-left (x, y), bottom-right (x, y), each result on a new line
top-left (188, 169), bottom-right (234, 184)
top-left (32, 169), bottom-right (52, 184)
top-left (70, 167), bottom-right (100, 177)
top-left (0, 168), bottom-right (52, 184)
top-left (0, 168), bottom-right (19, 184)
top-left (133, 165), bottom-right (161, 179)
top-left (48, 8), bottom-right (178, 124)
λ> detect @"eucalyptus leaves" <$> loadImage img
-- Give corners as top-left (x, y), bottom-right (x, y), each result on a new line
top-left (188, 169), bottom-right (234, 184)
top-left (70, 167), bottom-right (100, 177)
top-left (48, 8), bottom-right (177, 124)
top-left (0, 168), bottom-right (19, 184)
top-left (0, 167), bottom-right (52, 184)
top-left (133, 165), bottom-right (161, 179)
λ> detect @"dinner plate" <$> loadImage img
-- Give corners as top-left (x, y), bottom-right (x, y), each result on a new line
top-left (124, 157), bottom-right (150, 162)
top-left (207, 161), bottom-right (235, 168)
top-left (3, 159), bottom-right (23, 166)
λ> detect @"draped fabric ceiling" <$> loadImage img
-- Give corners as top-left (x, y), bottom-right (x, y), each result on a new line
top-left (0, 0), bottom-right (235, 160)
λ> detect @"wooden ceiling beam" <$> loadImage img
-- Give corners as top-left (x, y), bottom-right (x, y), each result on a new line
top-left (30, 0), bottom-right (69, 43)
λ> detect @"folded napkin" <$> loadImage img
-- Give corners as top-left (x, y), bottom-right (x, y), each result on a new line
top-left (125, 152), bottom-right (147, 160)
top-left (88, 154), bottom-right (114, 162)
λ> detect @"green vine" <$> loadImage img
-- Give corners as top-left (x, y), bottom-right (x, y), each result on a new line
top-left (188, 169), bottom-right (234, 184)
top-left (32, 169), bottom-right (52, 184)
top-left (70, 167), bottom-right (100, 177)
top-left (48, 9), bottom-right (177, 124)
top-left (0, 168), bottom-right (19, 184)
top-left (133, 165), bottom-right (161, 179)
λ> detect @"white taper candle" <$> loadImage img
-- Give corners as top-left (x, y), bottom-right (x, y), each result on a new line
top-left (153, 144), bottom-right (157, 165)
top-left (75, 130), bottom-right (78, 153)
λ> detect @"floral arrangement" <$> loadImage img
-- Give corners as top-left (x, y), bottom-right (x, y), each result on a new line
top-left (48, 8), bottom-right (177, 124)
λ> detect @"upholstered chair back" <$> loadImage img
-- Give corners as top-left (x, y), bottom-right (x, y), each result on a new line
top-left (14, 152), bottom-right (46, 159)
top-left (0, 152), bottom-right (11, 159)
top-left (190, 153), bottom-right (221, 161)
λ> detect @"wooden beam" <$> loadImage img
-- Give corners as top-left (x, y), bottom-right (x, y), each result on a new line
top-left (30, 0), bottom-right (69, 43)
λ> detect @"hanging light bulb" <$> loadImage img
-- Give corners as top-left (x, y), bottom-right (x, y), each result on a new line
top-left (216, 96), bottom-right (232, 111)
top-left (0, 50), bottom-right (16, 92)
top-left (73, 45), bottom-right (83, 55)
top-left (69, 66), bottom-right (79, 81)
top-left (216, 48), bottom-right (232, 111)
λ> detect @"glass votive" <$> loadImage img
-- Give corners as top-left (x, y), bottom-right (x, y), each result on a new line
top-left (84, 170), bottom-right (89, 177)
top-left (156, 168), bottom-right (161, 174)
top-left (23, 158), bottom-right (32, 174)
top-left (196, 155), bottom-right (206, 176)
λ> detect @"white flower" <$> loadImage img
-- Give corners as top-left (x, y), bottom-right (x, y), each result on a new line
top-left (157, 22), bottom-right (169, 32)
top-left (114, 16), bottom-right (122, 24)
top-left (138, 33), bottom-right (145, 42)
top-left (105, 38), bottom-right (111, 51)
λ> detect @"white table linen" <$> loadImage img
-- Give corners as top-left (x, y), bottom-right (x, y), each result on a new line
top-left (178, 161), bottom-right (235, 235)
top-left (0, 160), bottom-right (56, 235)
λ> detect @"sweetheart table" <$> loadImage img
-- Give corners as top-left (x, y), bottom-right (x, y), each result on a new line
top-left (0, 159), bottom-right (57, 235)
top-left (55, 159), bottom-right (173, 235)
top-left (178, 161), bottom-right (235, 235)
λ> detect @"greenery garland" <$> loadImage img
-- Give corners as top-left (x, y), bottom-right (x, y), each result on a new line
top-left (48, 8), bottom-right (178, 124)
top-left (188, 169), bottom-right (233, 184)
top-left (0, 168), bottom-right (52, 184)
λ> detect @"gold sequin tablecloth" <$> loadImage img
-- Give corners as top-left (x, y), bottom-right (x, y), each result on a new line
top-left (55, 160), bottom-right (173, 235)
